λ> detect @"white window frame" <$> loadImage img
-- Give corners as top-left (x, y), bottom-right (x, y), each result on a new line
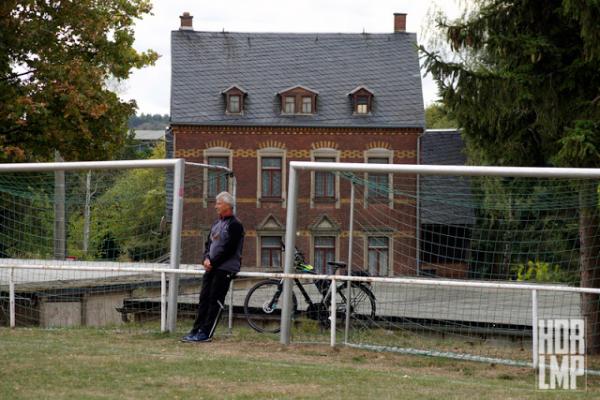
top-left (228, 95), bottom-right (241, 114)
top-left (310, 148), bottom-right (341, 209)
top-left (258, 235), bottom-right (284, 269)
top-left (256, 148), bottom-right (287, 208)
top-left (356, 95), bottom-right (369, 114)
top-left (364, 235), bottom-right (393, 277)
top-left (203, 147), bottom-right (233, 207)
top-left (310, 234), bottom-right (340, 275)
top-left (301, 96), bottom-right (312, 114)
top-left (364, 148), bottom-right (394, 209)
top-left (284, 96), bottom-right (295, 114)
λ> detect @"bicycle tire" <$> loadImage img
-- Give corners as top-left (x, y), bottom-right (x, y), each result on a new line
top-left (335, 283), bottom-right (376, 329)
top-left (244, 279), bottom-right (298, 333)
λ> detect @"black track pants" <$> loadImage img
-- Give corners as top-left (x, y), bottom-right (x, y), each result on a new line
top-left (191, 269), bottom-right (234, 336)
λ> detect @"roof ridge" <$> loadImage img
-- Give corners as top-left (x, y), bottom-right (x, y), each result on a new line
top-left (172, 30), bottom-right (413, 37)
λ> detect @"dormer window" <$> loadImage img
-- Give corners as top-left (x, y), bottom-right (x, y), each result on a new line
top-left (348, 86), bottom-right (374, 115)
top-left (221, 85), bottom-right (247, 115)
top-left (278, 85), bottom-right (318, 115)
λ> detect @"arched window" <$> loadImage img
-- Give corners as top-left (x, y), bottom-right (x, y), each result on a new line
top-left (364, 147), bottom-right (394, 208)
top-left (310, 147), bottom-right (341, 208)
top-left (257, 147), bottom-right (287, 206)
top-left (203, 147), bottom-right (232, 205)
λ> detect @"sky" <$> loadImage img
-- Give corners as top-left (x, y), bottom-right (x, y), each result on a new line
top-left (121, 0), bottom-right (461, 115)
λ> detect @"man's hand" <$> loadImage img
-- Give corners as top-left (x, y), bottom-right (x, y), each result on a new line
top-left (203, 258), bottom-right (212, 272)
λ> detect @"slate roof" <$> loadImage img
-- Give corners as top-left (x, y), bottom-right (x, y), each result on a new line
top-left (420, 129), bottom-right (475, 225)
top-left (171, 31), bottom-right (424, 128)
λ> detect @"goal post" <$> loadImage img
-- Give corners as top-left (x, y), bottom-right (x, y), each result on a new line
top-left (0, 158), bottom-right (239, 333)
top-left (280, 161), bottom-right (600, 355)
top-left (0, 159), bottom-right (184, 332)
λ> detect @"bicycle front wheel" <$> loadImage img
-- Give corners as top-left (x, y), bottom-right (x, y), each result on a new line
top-left (244, 279), bottom-right (297, 333)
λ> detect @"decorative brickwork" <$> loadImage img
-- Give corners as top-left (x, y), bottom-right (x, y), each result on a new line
top-left (287, 150), bottom-right (311, 158)
top-left (175, 149), bottom-right (203, 158)
top-left (205, 140), bottom-right (232, 149)
top-left (367, 141), bottom-right (391, 149)
top-left (394, 150), bottom-right (416, 159)
top-left (233, 149), bottom-right (257, 158)
top-left (341, 150), bottom-right (363, 158)
top-left (311, 140), bottom-right (338, 150)
top-left (258, 140), bottom-right (286, 149)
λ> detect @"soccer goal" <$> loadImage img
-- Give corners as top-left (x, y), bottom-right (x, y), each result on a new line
top-left (0, 159), bottom-right (234, 333)
top-left (279, 161), bottom-right (600, 367)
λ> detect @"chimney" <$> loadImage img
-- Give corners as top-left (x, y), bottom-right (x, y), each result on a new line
top-left (180, 12), bottom-right (193, 30)
top-left (394, 13), bottom-right (406, 33)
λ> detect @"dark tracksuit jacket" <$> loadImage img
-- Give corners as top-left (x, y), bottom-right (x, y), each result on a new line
top-left (203, 215), bottom-right (245, 273)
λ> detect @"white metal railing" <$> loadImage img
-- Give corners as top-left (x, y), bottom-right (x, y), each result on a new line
top-left (2, 262), bottom-right (600, 370)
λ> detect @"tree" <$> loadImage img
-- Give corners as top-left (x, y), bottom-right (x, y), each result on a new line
top-left (128, 113), bottom-right (170, 130)
top-left (420, 0), bottom-right (600, 352)
top-left (425, 102), bottom-right (458, 129)
top-left (0, 0), bottom-right (158, 162)
top-left (68, 144), bottom-right (168, 261)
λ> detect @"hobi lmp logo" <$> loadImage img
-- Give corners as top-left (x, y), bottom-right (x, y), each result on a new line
top-left (537, 319), bottom-right (586, 390)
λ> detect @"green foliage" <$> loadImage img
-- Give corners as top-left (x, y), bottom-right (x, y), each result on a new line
top-left (68, 145), bottom-right (168, 261)
top-left (468, 177), bottom-right (582, 280)
top-left (425, 102), bottom-right (458, 129)
top-left (554, 120), bottom-right (600, 168)
top-left (421, 1), bottom-right (600, 286)
top-left (512, 260), bottom-right (578, 284)
top-left (0, 189), bottom-right (54, 258)
top-left (128, 113), bottom-right (170, 130)
top-left (420, 0), bottom-right (600, 168)
top-left (0, 0), bottom-right (158, 162)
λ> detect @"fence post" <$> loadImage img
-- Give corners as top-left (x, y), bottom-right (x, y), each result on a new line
top-left (228, 280), bottom-right (234, 333)
top-left (345, 182), bottom-right (355, 344)
top-left (331, 278), bottom-right (337, 347)
top-left (53, 164), bottom-right (66, 260)
top-left (161, 272), bottom-right (167, 332)
top-left (9, 267), bottom-right (15, 328)
top-left (532, 289), bottom-right (538, 369)
top-left (281, 166), bottom-right (299, 345)
top-left (167, 159), bottom-right (185, 332)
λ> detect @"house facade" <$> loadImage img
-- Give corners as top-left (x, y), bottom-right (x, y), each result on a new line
top-left (170, 13), bottom-right (426, 276)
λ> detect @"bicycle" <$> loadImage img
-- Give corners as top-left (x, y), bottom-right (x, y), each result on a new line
top-left (243, 245), bottom-right (376, 333)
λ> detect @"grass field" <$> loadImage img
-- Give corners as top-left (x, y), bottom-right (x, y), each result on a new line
top-left (1, 325), bottom-right (599, 399)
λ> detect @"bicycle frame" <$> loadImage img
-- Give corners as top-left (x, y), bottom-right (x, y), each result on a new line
top-left (275, 277), bottom-right (345, 312)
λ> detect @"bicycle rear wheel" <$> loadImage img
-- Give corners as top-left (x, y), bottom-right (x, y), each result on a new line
top-left (244, 279), bottom-right (297, 333)
top-left (335, 283), bottom-right (376, 329)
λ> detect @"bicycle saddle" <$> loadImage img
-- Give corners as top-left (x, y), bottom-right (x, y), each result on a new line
top-left (327, 261), bottom-right (347, 269)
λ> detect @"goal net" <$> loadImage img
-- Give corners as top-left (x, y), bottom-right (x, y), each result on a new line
top-left (282, 162), bottom-right (600, 368)
top-left (0, 157), bottom-right (232, 331)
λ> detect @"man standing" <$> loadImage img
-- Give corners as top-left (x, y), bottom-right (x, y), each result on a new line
top-left (182, 191), bottom-right (244, 342)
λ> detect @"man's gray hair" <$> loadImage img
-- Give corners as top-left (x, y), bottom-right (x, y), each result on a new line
top-left (216, 191), bottom-right (235, 208)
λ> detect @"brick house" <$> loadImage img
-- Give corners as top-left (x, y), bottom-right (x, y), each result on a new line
top-left (170, 12), bottom-right (425, 276)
